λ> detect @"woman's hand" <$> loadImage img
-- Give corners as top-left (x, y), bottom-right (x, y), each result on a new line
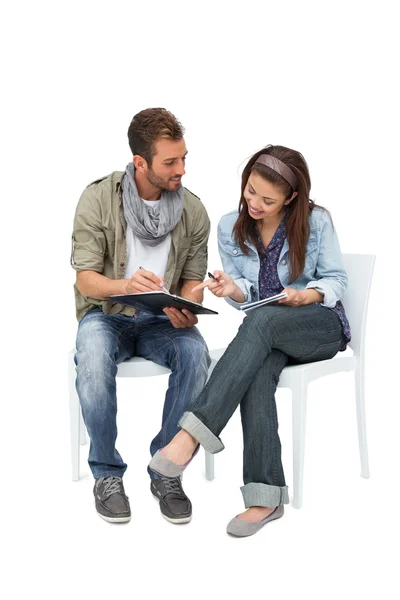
top-left (192, 271), bottom-right (245, 301)
top-left (277, 288), bottom-right (305, 307)
top-left (278, 287), bottom-right (323, 307)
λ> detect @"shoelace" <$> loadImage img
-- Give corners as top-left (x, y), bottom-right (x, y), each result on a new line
top-left (160, 477), bottom-right (184, 496)
top-left (99, 477), bottom-right (123, 498)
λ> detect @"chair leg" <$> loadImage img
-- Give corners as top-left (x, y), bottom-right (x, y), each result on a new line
top-left (205, 451), bottom-right (214, 480)
top-left (355, 362), bottom-right (370, 478)
top-left (68, 351), bottom-right (80, 481)
top-left (79, 408), bottom-right (87, 445)
top-left (203, 362), bottom-right (217, 481)
top-left (291, 378), bottom-right (308, 509)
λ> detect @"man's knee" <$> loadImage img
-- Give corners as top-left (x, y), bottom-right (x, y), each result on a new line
top-left (186, 337), bottom-right (210, 367)
top-left (179, 337), bottom-right (210, 399)
top-left (75, 312), bottom-right (118, 374)
top-left (174, 334), bottom-right (210, 373)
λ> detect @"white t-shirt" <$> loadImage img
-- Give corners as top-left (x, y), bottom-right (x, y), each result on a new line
top-left (124, 199), bottom-right (171, 279)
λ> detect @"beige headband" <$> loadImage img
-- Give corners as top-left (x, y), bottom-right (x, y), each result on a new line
top-left (255, 154), bottom-right (298, 191)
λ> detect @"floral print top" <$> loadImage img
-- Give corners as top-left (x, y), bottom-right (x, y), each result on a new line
top-left (257, 216), bottom-right (351, 351)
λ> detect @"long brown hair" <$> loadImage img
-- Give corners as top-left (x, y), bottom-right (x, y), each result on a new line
top-left (232, 145), bottom-right (324, 283)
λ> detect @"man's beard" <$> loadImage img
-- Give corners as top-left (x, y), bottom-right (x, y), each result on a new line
top-left (147, 167), bottom-right (181, 192)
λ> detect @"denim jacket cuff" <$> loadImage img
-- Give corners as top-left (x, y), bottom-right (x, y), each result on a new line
top-left (305, 281), bottom-right (336, 308)
top-left (224, 278), bottom-right (253, 310)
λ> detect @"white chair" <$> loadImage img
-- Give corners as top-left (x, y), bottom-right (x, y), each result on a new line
top-left (207, 253), bottom-right (376, 508)
top-left (69, 253), bottom-right (375, 508)
top-left (68, 352), bottom-right (216, 481)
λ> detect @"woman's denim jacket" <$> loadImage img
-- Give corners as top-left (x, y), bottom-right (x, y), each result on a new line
top-left (217, 207), bottom-right (348, 310)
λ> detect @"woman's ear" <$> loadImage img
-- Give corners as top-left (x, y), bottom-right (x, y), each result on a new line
top-left (285, 191), bottom-right (298, 205)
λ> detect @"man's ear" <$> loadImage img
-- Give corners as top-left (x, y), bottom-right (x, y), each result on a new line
top-left (133, 154), bottom-right (147, 172)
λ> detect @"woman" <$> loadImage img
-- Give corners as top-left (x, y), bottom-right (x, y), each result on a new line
top-left (149, 145), bottom-right (351, 537)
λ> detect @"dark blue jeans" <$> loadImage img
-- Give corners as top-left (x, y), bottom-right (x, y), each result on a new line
top-left (179, 304), bottom-right (343, 508)
top-left (75, 309), bottom-right (210, 479)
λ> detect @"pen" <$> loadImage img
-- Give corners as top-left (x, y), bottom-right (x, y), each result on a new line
top-left (208, 271), bottom-right (217, 280)
top-left (139, 266), bottom-right (169, 293)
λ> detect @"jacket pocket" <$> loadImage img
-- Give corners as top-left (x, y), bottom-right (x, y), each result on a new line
top-left (223, 241), bottom-right (245, 258)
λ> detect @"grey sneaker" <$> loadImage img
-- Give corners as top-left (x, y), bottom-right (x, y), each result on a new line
top-left (150, 477), bottom-right (192, 524)
top-left (93, 477), bottom-right (131, 523)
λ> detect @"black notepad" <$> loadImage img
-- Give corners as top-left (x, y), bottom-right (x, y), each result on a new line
top-left (108, 291), bottom-right (218, 315)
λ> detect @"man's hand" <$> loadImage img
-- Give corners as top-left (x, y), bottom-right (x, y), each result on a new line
top-left (125, 268), bottom-right (165, 294)
top-left (163, 307), bottom-right (198, 328)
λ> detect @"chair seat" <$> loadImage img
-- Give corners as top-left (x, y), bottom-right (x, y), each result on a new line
top-left (208, 347), bottom-right (356, 388)
top-left (86, 346), bottom-right (357, 384)
top-left (117, 349), bottom-right (237, 378)
top-left (117, 356), bottom-right (171, 378)
top-left (278, 355), bottom-right (356, 387)
top-left (116, 349), bottom-right (230, 379)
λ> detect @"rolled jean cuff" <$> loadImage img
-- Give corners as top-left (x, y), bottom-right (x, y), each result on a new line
top-left (241, 482), bottom-right (290, 508)
top-left (178, 411), bottom-right (225, 454)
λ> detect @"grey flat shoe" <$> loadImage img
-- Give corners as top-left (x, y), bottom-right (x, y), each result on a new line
top-left (149, 445), bottom-right (199, 478)
top-left (226, 504), bottom-right (284, 537)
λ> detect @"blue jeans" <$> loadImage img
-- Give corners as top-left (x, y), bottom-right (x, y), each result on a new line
top-left (179, 304), bottom-right (344, 508)
top-left (75, 308), bottom-right (210, 480)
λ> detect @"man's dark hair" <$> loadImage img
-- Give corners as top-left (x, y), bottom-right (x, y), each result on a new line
top-left (127, 108), bottom-right (185, 165)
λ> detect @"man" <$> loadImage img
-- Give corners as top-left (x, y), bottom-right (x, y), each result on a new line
top-left (71, 108), bottom-right (211, 524)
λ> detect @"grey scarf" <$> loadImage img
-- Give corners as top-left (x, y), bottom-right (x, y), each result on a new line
top-left (122, 162), bottom-right (184, 246)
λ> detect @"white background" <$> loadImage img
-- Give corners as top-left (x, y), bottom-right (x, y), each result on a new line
top-left (2, 1), bottom-right (399, 598)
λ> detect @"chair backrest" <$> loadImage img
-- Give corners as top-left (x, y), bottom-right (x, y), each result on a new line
top-left (341, 254), bottom-right (375, 356)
